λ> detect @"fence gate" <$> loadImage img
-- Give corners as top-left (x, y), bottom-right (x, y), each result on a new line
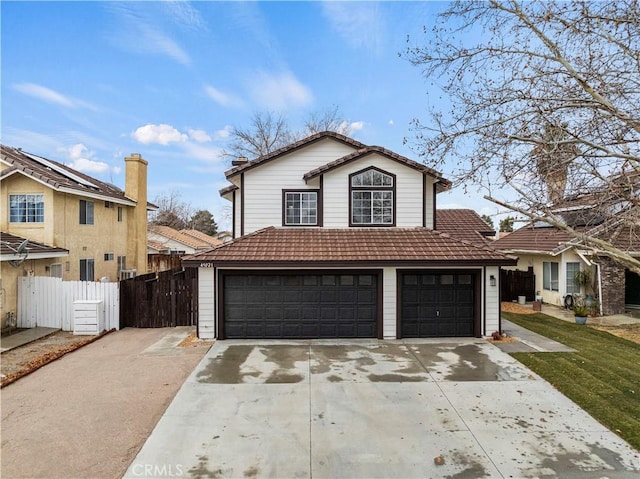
top-left (119, 267), bottom-right (198, 328)
top-left (500, 267), bottom-right (536, 302)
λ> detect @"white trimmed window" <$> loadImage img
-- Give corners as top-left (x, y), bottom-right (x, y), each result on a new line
top-left (284, 191), bottom-right (318, 226)
top-left (9, 194), bottom-right (44, 223)
top-left (566, 262), bottom-right (581, 294)
top-left (80, 258), bottom-right (95, 281)
top-left (79, 200), bottom-right (94, 225)
top-left (350, 168), bottom-right (395, 225)
top-left (543, 261), bottom-right (559, 292)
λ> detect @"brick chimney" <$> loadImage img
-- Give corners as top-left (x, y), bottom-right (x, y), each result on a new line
top-left (125, 153), bottom-right (148, 276)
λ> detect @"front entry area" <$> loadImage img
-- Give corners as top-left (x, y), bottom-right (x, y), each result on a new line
top-left (220, 271), bottom-right (380, 339)
top-left (399, 270), bottom-right (479, 337)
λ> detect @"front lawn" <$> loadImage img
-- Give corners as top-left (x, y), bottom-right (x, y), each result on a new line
top-left (503, 312), bottom-right (640, 451)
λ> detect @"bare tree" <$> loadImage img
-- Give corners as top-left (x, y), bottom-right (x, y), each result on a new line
top-left (150, 190), bottom-right (193, 230)
top-left (225, 111), bottom-right (294, 159)
top-left (224, 107), bottom-right (353, 160)
top-left (304, 105), bottom-right (353, 136)
top-left (404, 0), bottom-right (640, 273)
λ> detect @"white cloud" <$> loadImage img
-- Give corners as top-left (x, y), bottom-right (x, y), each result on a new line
top-left (246, 71), bottom-right (313, 111)
top-left (59, 143), bottom-right (110, 174)
top-left (132, 124), bottom-right (188, 145)
top-left (214, 125), bottom-right (233, 140)
top-left (163, 1), bottom-right (206, 31)
top-left (388, 119), bottom-right (394, 126)
top-left (13, 83), bottom-right (98, 110)
top-left (348, 121), bottom-right (365, 132)
top-left (188, 129), bottom-right (212, 143)
top-left (322, 2), bottom-right (384, 53)
top-left (204, 85), bottom-right (242, 108)
top-left (183, 142), bottom-right (225, 164)
top-left (141, 24), bottom-right (191, 66)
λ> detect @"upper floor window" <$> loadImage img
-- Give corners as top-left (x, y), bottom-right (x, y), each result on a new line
top-left (117, 206), bottom-right (123, 222)
top-left (9, 194), bottom-right (44, 223)
top-left (79, 200), bottom-right (94, 225)
top-left (283, 191), bottom-right (318, 226)
top-left (350, 168), bottom-right (395, 226)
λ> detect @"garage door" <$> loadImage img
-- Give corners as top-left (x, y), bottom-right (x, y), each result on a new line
top-left (400, 272), bottom-right (476, 337)
top-left (222, 272), bottom-right (378, 339)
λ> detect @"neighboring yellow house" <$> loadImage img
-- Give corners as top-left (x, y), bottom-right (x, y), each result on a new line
top-left (0, 145), bottom-right (153, 330)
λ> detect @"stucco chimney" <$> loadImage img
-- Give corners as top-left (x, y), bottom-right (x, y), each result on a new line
top-left (125, 153), bottom-right (148, 276)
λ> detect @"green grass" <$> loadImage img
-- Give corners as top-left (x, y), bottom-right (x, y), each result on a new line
top-left (503, 312), bottom-right (640, 451)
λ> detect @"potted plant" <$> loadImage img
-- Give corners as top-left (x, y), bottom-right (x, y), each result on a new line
top-left (574, 269), bottom-right (595, 306)
top-left (573, 304), bottom-right (589, 324)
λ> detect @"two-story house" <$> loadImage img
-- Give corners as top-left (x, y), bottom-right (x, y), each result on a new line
top-left (0, 145), bottom-right (153, 329)
top-left (183, 132), bottom-right (516, 340)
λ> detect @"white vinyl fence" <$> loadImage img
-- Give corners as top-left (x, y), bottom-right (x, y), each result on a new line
top-left (17, 276), bottom-right (119, 331)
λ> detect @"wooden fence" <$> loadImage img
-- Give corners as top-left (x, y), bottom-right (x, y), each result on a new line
top-left (17, 276), bottom-right (119, 331)
top-left (500, 267), bottom-right (536, 302)
top-left (119, 267), bottom-right (197, 328)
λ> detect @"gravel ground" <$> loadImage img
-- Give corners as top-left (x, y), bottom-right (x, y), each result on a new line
top-left (1, 327), bottom-right (211, 479)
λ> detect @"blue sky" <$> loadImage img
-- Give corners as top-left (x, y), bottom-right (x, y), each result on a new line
top-left (2, 1), bottom-right (502, 230)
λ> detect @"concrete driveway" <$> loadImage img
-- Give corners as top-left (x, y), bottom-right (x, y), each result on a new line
top-left (125, 339), bottom-right (640, 479)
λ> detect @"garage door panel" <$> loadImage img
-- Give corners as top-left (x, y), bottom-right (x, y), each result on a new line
top-left (401, 272), bottom-right (475, 338)
top-left (223, 273), bottom-right (378, 339)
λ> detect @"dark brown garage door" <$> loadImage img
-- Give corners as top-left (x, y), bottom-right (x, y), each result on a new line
top-left (400, 271), bottom-right (476, 337)
top-left (222, 272), bottom-right (379, 339)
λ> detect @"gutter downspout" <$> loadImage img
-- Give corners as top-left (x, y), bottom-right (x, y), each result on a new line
top-left (595, 261), bottom-right (604, 316)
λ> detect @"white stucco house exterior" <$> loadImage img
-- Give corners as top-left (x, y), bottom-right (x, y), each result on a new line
top-left (183, 132), bottom-right (516, 340)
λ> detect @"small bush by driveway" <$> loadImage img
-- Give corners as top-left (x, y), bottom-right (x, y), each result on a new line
top-left (1, 327), bottom-right (211, 479)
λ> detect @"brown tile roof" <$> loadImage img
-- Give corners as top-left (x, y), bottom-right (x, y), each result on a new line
top-left (1, 232), bottom-right (68, 260)
top-left (492, 225), bottom-right (583, 254)
top-left (224, 131), bottom-right (369, 178)
top-left (435, 209), bottom-right (495, 244)
top-left (148, 225), bottom-right (213, 250)
top-left (182, 227), bottom-right (516, 267)
top-left (179, 229), bottom-right (223, 247)
top-left (302, 146), bottom-right (451, 190)
top-left (1, 144), bottom-right (157, 209)
top-left (219, 184), bottom-right (238, 197)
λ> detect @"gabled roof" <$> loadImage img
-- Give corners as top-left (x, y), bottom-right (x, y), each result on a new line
top-left (219, 184), bottom-right (238, 197)
top-left (435, 209), bottom-right (495, 244)
top-left (224, 131), bottom-right (368, 178)
top-left (148, 225), bottom-right (215, 250)
top-left (179, 229), bottom-right (223, 247)
top-left (1, 144), bottom-right (156, 209)
top-left (182, 227), bottom-right (516, 267)
top-left (493, 225), bottom-right (587, 254)
top-left (302, 146), bottom-right (451, 191)
top-left (1, 232), bottom-right (68, 261)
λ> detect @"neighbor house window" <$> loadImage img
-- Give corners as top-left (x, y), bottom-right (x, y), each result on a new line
top-left (350, 168), bottom-right (395, 226)
top-left (117, 207), bottom-right (123, 222)
top-left (283, 191), bottom-right (318, 226)
top-left (79, 200), bottom-right (94, 225)
top-left (104, 253), bottom-right (114, 261)
top-left (117, 256), bottom-right (126, 272)
top-left (543, 261), bottom-right (559, 291)
top-left (50, 263), bottom-right (63, 278)
top-left (9, 194), bottom-right (44, 223)
top-left (566, 262), bottom-right (581, 294)
top-left (80, 258), bottom-right (95, 281)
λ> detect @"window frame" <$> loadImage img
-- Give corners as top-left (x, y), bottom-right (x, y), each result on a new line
top-left (9, 193), bottom-right (45, 223)
top-left (117, 206), bottom-right (123, 222)
top-left (79, 199), bottom-right (94, 225)
top-left (50, 263), bottom-right (63, 279)
top-left (566, 262), bottom-right (581, 294)
top-left (349, 167), bottom-right (396, 227)
top-left (80, 258), bottom-right (95, 281)
top-left (282, 189), bottom-right (321, 227)
top-left (543, 261), bottom-right (559, 292)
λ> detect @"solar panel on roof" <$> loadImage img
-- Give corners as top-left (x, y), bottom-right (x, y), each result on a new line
top-left (24, 152), bottom-right (99, 189)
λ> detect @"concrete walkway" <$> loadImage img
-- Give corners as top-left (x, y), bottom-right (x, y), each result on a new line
top-left (522, 302), bottom-right (640, 326)
top-left (125, 340), bottom-right (640, 478)
top-left (496, 319), bottom-right (577, 353)
top-left (0, 327), bottom-right (59, 352)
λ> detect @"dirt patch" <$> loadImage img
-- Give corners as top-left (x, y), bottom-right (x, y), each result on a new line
top-left (590, 323), bottom-right (640, 344)
top-left (1, 330), bottom-right (111, 388)
top-left (501, 301), bottom-right (536, 315)
top-left (178, 331), bottom-right (214, 348)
